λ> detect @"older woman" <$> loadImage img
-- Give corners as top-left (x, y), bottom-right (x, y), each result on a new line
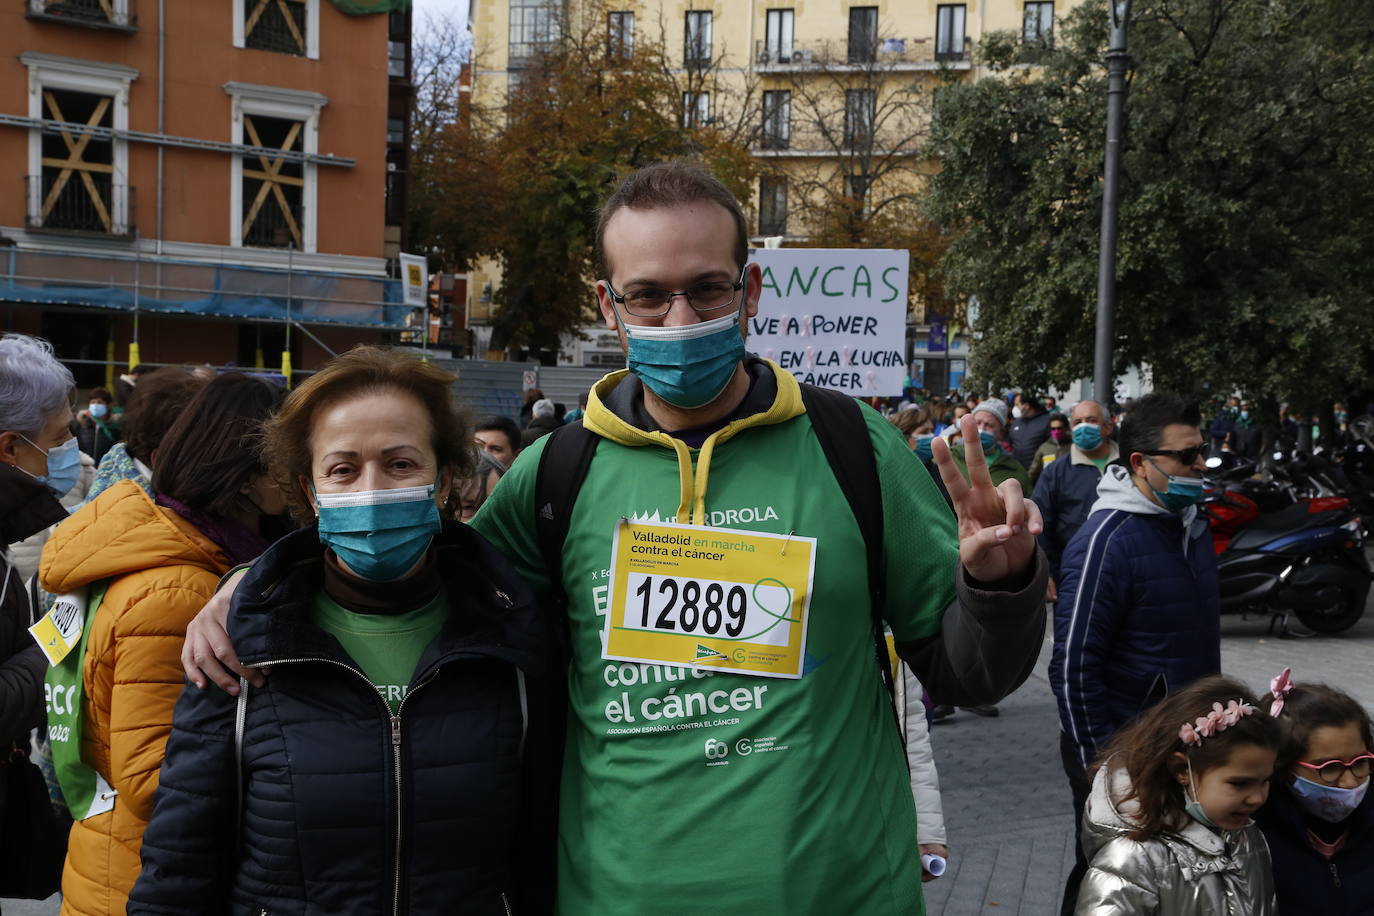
top-left (129, 347), bottom-right (556, 915)
top-left (0, 334), bottom-right (76, 891)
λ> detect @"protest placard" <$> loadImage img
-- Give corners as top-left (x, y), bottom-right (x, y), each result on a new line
top-left (745, 248), bottom-right (908, 396)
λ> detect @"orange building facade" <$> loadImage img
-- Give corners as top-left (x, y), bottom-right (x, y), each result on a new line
top-left (0, 0), bottom-right (411, 386)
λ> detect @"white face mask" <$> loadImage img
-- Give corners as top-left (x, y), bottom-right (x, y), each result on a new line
top-left (1011, 406), bottom-right (1024, 419)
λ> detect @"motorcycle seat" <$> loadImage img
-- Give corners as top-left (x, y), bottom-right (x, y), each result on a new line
top-left (1225, 501), bottom-right (1350, 552)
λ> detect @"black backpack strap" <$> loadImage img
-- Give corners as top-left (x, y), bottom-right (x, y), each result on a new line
top-left (797, 385), bottom-right (896, 718)
top-left (534, 420), bottom-right (600, 610)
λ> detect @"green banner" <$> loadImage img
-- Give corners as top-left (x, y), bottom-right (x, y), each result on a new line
top-left (330, 0), bottom-right (411, 14)
top-left (44, 584), bottom-right (115, 821)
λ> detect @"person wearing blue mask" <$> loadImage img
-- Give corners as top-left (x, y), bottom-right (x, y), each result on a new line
top-left (76, 386), bottom-right (121, 466)
top-left (129, 347), bottom-right (559, 915)
top-left (0, 333), bottom-right (77, 859)
top-left (946, 398), bottom-right (1030, 492)
top-left (1032, 400), bottom-right (1119, 592)
top-left (1049, 393), bottom-right (1220, 916)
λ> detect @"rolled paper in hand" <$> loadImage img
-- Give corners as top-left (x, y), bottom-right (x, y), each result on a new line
top-left (921, 853), bottom-right (947, 877)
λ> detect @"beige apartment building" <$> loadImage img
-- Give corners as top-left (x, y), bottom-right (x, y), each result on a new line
top-left (466, 0), bottom-right (1082, 357)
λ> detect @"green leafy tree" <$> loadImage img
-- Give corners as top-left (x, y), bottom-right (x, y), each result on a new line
top-left (926, 0), bottom-right (1374, 417)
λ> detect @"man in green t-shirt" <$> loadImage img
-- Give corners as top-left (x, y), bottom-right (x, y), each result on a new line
top-left (185, 162), bottom-right (1050, 915)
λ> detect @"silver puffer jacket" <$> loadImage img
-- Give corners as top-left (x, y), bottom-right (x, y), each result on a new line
top-left (1076, 765), bottom-right (1277, 916)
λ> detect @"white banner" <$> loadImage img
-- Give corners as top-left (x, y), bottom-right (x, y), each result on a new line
top-left (745, 248), bottom-right (908, 396)
top-left (399, 253), bottom-right (428, 308)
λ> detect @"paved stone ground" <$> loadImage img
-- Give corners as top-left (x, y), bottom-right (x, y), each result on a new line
top-left (9, 589), bottom-right (1374, 916)
top-left (921, 593), bottom-right (1374, 916)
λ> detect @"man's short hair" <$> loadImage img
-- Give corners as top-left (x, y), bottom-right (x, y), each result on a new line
top-left (1117, 393), bottom-right (1202, 459)
top-left (595, 160), bottom-right (749, 277)
top-left (532, 398), bottom-right (555, 419)
top-left (476, 415), bottom-right (521, 454)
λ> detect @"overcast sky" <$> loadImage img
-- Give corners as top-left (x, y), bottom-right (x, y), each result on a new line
top-left (412, 0), bottom-right (469, 26)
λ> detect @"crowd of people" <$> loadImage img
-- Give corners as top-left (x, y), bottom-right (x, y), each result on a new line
top-left (0, 161), bottom-right (1368, 915)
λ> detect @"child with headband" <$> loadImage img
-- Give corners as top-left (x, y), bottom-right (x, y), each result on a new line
top-left (1075, 676), bottom-right (1279, 915)
top-left (1254, 668), bottom-right (1374, 914)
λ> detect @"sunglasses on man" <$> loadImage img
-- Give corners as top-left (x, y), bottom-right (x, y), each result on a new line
top-left (1141, 446), bottom-right (1207, 466)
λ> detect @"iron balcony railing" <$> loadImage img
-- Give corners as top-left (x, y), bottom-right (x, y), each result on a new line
top-left (24, 175), bottom-right (135, 238)
top-left (26, 0), bottom-right (137, 30)
top-left (753, 35), bottom-right (971, 69)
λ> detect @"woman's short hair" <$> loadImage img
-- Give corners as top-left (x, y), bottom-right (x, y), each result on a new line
top-left (88, 386), bottom-right (114, 405)
top-left (0, 333), bottom-right (74, 437)
top-left (891, 405), bottom-right (933, 437)
top-left (261, 346), bottom-right (475, 523)
top-left (123, 368), bottom-right (209, 466)
top-left (153, 373), bottom-right (286, 517)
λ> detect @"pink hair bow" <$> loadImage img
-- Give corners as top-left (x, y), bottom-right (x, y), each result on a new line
top-left (1269, 667), bottom-right (1294, 716)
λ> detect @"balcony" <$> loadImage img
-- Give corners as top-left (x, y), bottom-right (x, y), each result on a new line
top-left (753, 36), bottom-right (972, 71)
top-left (26, 0), bottom-right (137, 31)
top-left (25, 176), bottom-right (135, 239)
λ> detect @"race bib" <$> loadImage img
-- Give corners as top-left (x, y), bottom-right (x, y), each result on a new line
top-left (29, 588), bottom-right (86, 666)
top-left (603, 520), bottom-right (816, 678)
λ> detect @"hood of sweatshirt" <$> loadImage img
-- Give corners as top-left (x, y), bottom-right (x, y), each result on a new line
top-left (583, 357), bottom-right (805, 526)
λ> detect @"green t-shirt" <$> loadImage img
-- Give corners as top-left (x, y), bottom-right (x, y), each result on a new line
top-left (1090, 455), bottom-right (1112, 473)
top-left (310, 591), bottom-right (447, 712)
top-left (472, 384), bottom-right (958, 915)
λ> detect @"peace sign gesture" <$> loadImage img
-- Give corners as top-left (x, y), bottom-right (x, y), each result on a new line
top-left (930, 414), bottom-right (1043, 584)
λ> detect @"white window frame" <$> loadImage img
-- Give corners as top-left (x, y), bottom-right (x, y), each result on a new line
top-left (21, 53), bottom-right (138, 235)
top-left (233, 0), bottom-right (321, 61)
top-left (225, 82), bottom-right (327, 253)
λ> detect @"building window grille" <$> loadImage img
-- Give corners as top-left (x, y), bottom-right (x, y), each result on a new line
top-left (759, 178), bottom-right (787, 236)
top-left (848, 6), bottom-right (878, 63)
top-left (244, 0), bottom-right (308, 56)
top-left (685, 10), bottom-right (712, 67)
top-left (33, 89), bottom-right (124, 234)
top-left (608, 11), bottom-right (635, 58)
top-left (844, 89), bottom-right (875, 148)
top-left (764, 9), bottom-right (794, 62)
top-left (241, 114), bottom-right (305, 249)
top-left (27, 0), bottom-right (135, 30)
top-left (936, 4), bottom-right (967, 61)
top-left (388, 41), bottom-right (407, 77)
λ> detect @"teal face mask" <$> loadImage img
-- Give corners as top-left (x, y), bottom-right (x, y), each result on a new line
top-left (315, 484), bottom-right (441, 581)
top-left (913, 434), bottom-right (934, 463)
top-left (1072, 423), bottom-right (1103, 451)
top-left (1183, 758), bottom-right (1222, 830)
top-left (622, 310), bottom-right (747, 409)
top-left (979, 430), bottom-right (999, 456)
top-left (1144, 457), bottom-right (1206, 513)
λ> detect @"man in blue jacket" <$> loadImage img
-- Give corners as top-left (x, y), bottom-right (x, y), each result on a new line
top-left (1032, 399), bottom-right (1118, 593)
top-left (1048, 393), bottom-right (1220, 915)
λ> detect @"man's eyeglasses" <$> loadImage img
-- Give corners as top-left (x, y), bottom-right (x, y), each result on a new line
top-left (605, 268), bottom-right (746, 319)
top-left (1297, 753), bottom-right (1374, 786)
top-left (1142, 446), bottom-right (1207, 466)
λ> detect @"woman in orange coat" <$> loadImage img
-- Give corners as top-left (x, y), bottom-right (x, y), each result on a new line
top-left (38, 373), bottom-right (287, 915)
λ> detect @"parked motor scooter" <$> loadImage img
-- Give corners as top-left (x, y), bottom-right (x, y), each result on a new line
top-left (1203, 456), bottom-right (1372, 634)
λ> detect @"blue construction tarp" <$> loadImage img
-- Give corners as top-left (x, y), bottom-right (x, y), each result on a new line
top-left (0, 248), bottom-right (410, 329)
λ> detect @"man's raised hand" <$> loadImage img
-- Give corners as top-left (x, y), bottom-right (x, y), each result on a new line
top-left (930, 413), bottom-right (1042, 585)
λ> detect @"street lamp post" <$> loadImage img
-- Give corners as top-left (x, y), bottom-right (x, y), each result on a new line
top-left (1093, 0), bottom-right (1132, 407)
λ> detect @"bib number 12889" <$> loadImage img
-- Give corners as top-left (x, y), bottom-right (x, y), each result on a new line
top-left (632, 574), bottom-right (748, 637)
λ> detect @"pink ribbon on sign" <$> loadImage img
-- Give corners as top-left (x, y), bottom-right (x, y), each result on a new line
top-left (866, 371), bottom-right (877, 390)
top-left (801, 315), bottom-right (811, 337)
top-left (1269, 667), bottom-right (1294, 716)
top-left (842, 346), bottom-right (853, 366)
top-left (805, 346), bottom-right (817, 369)
top-left (778, 314), bottom-right (790, 335)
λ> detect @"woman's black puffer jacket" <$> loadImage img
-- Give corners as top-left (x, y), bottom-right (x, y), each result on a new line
top-left (129, 523), bottom-right (561, 915)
